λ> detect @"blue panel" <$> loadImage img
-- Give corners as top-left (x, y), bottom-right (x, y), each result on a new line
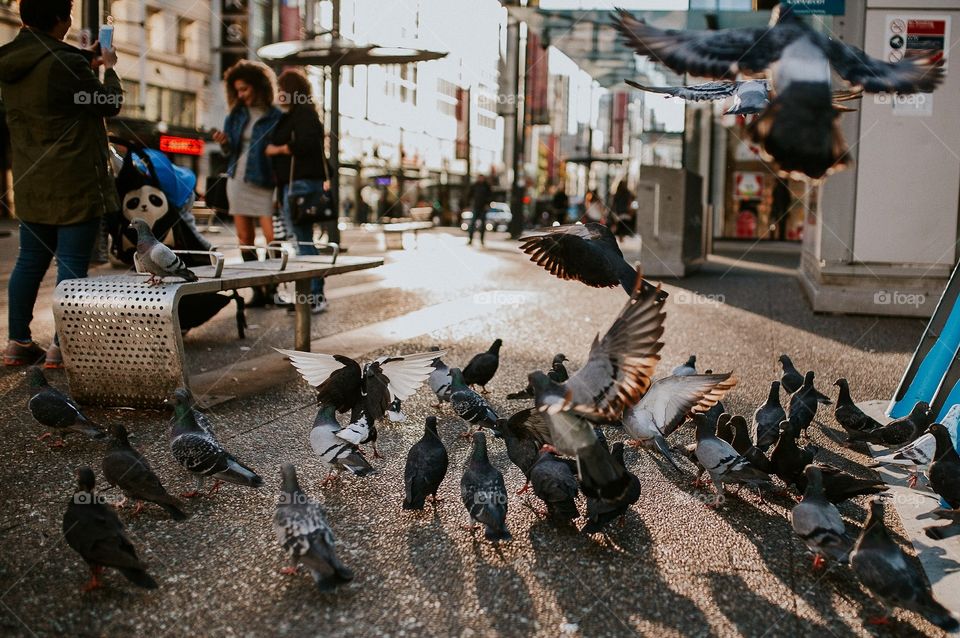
top-left (889, 299), bottom-right (960, 418)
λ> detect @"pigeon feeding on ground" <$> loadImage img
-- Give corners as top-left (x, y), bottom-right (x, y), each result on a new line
top-left (529, 445), bottom-right (580, 524)
top-left (102, 423), bottom-right (187, 520)
top-left (614, 6), bottom-right (944, 181)
top-left (847, 401), bottom-right (932, 447)
top-left (672, 355), bottom-right (697, 377)
top-left (460, 432), bottom-right (511, 542)
top-left (274, 464), bottom-right (353, 591)
top-left (498, 408), bottom-right (550, 494)
top-left (169, 388), bottom-right (263, 496)
top-left (583, 442), bottom-right (641, 533)
top-left (693, 414), bottom-right (771, 505)
top-left (788, 371), bottom-right (832, 438)
top-left (622, 372), bottom-right (737, 471)
top-left (778, 355), bottom-right (804, 394)
top-left (26, 366), bottom-right (104, 446)
top-left (427, 347), bottom-right (453, 408)
top-left (129, 218), bottom-right (198, 285)
top-left (507, 354), bottom-right (568, 400)
top-left (309, 405), bottom-right (375, 485)
top-left (791, 466), bottom-right (853, 569)
top-left (753, 381), bottom-right (786, 451)
top-left (403, 416), bottom-right (449, 510)
top-left (928, 423), bottom-right (960, 509)
top-left (462, 339), bottom-right (502, 394)
top-left (278, 348), bottom-right (441, 424)
top-left (518, 223), bottom-right (667, 299)
top-left (62, 467), bottom-right (158, 591)
top-left (833, 378), bottom-right (882, 433)
top-left (449, 367), bottom-right (499, 438)
top-left (851, 499), bottom-right (959, 632)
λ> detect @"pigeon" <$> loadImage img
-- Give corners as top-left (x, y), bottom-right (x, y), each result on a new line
top-left (694, 414), bottom-right (771, 505)
top-left (277, 347), bottom-right (442, 423)
top-left (26, 366), bottom-right (104, 445)
top-left (386, 397), bottom-right (405, 423)
top-left (129, 218), bottom-right (198, 285)
top-left (753, 381), bottom-right (786, 451)
top-left (274, 464), bottom-right (353, 591)
top-left (791, 465), bottom-right (853, 569)
top-left (507, 354), bottom-right (568, 400)
top-left (403, 416), bottom-right (449, 510)
top-left (337, 407), bottom-right (379, 459)
top-left (169, 388), bottom-right (263, 496)
top-left (518, 223), bottom-right (667, 299)
top-left (771, 422), bottom-right (819, 490)
top-left (672, 355), bottom-right (697, 377)
top-left (716, 413), bottom-right (734, 444)
top-left (788, 371), bottom-right (831, 438)
top-left (731, 415), bottom-right (773, 475)
top-left (614, 6), bottom-right (944, 180)
top-left (498, 408), bottom-right (551, 494)
top-left (462, 339), bottom-right (502, 393)
top-left (814, 465), bottom-right (887, 503)
top-left (460, 432), bottom-right (511, 542)
top-left (847, 401), bottom-right (932, 447)
top-left (870, 404), bottom-right (960, 488)
top-left (851, 499), bottom-right (959, 632)
top-left (529, 279), bottom-right (666, 497)
top-left (427, 347), bottom-right (453, 407)
top-left (583, 442), bottom-right (641, 533)
top-left (529, 445), bottom-right (580, 524)
top-left (833, 378), bottom-right (882, 433)
top-left (309, 404), bottom-right (376, 484)
top-left (62, 467), bottom-right (158, 591)
top-left (923, 509), bottom-right (960, 541)
top-left (449, 367), bottom-right (499, 437)
top-left (778, 355), bottom-right (804, 394)
top-left (101, 423), bottom-right (187, 520)
top-left (928, 423), bottom-right (960, 509)
top-left (622, 372), bottom-right (737, 471)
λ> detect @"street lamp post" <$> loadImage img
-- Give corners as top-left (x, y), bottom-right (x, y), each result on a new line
top-left (508, 18), bottom-right (526, 239)
top-left (327, 0), bottom-right (342, 244)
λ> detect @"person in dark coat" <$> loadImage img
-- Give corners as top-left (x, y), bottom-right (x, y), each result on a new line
top-left (267, 69), bottom-right (331, 314)
top-left (551, 184), bottom-right (569, 225)
top-left (610, 181), bottom-right (634, 241)
top-left (0, 0), bottom-right (122, 368)
top-left (466, 174), bottom-right (493, 246)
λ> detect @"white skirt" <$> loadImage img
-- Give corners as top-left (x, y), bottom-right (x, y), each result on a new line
top-left (227, 176), bottom-right (275, 218)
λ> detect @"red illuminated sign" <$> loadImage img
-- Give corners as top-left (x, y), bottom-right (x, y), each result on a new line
top-left (159, 135), bottom-right (204, 156)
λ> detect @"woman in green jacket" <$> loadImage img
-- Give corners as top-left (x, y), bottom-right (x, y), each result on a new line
top-left (0, 0), bottom-right (122, 367)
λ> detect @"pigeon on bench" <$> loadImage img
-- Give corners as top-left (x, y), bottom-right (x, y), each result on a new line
top-left (129, 218), bottom-right (198, 285)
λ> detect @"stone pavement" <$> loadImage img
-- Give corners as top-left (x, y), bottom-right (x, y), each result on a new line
top-left (0, 222), bottom-right (950, 637)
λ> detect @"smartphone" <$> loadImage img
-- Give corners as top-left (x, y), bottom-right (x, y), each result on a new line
top-left (98, 17), bottom-right (114, 50)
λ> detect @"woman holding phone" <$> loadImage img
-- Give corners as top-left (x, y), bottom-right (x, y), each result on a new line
top-left (212, 60), bottom-right (281, 307)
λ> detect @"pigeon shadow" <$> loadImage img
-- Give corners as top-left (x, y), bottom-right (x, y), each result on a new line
top-left (405, 516), bottom-right (468, 634)
top-left (707, 572), bottom-right (835, 636)
top-left (469, 539), bottom-right (535, 638)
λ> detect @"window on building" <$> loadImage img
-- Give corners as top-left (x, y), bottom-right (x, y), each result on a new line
top-left (437, 79), bottom-right (457, 117)
top-left (400, 64), bottom-right (417, 105)
top-left (146, 7), bottom-right (164, 52)
top-left (176, 18), bottom-right (196, 57)
top-left (120, 83), bottom-right (197, 128)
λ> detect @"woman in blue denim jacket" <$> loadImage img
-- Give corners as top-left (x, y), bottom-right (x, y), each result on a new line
top-left (212, 60), bottom-right (282, 306)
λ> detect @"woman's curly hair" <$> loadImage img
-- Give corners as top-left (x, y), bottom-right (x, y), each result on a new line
top-left (223, 60), bottom-right (276, 108)
top-left (277, 69), bottom-right (315, 107)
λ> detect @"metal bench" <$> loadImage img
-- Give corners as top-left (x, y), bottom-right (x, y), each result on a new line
top-left (52, 249), bottom-right (383, 408)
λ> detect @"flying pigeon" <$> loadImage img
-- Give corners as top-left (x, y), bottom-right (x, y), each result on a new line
top-left (693, 414), bottom-right (771, 505)
top-left (460, 432), bottom-right (511, 542)
top-left (449, 367), bottom-right (499, 437)
top-left (778, 355), bottom-right (804, 394)
top-left (101, 423), bottom-right (187, 520)
top-left (851, 499), bottom-right (959, 632)
top-left (169, 388), bottom-right (263, 496)
top-left (622, 372), bottom-right (738, 471)
top-left (928, 423), bottom-right (960, 509)
top-left (427, 347), bottom-right (453, 408)
top-left (274, 464), bottom-right (353, 591)
top-left (277, 347), bottom-right (443, 423)
top-left (583, 442), bottom-right (641, 533)
top-left (63, 467), bottom-right (158, 591)
top-left (529, 445), bottom-right (580, 524)
top-left (518, 223), bottom-right (667, 299)
top-left (403, 416), bottom-right (449, 510)
top-left (129, 218), bottom-right (198, 285)
top-left (753, 381), bottom-right (786, 451)
top-left (507, 353), bottom-right (568, 400)
top-left (833, 378), bottom-right (882, 433)
top-left (309, 404), bottom-right (375, 484)
top-left (787, 371), bottom-right (831, 438)
top-left (462, 339), bottom-right (502, 394)
top-left (26, 366), bottom-right (104, 446)
top-left (847, 401), bottom-right (932, 447)
top-left (614, 6), bottom-right (944, 180)
top-left (672, 355), bottom-right (697, 377)
top-left (791, 465), bottom-right (853, 569)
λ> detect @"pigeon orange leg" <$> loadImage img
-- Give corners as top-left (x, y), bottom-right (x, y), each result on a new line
top-left (207, 479), bottom-right (223, 495)
top-left (907, 473), bottom-right (919, 489)
top-left (372, 443), bottom-right (383, 460)
top-left (458, 428), bottom-right (475, 440)
top-left (812, 554), bottom-right (826, 570)
top-left (625, 439), bottom-right (643, 449)
top-left (49, 438), bottom-right (66, 448)
top-left (427, 494), bottom-right (445, 506)
top-left (81, 566), bottom-right (104, 592)
top-left (37, 432), bottom-right (53, 441)
top-left (480, 386), bottom-right (490, 395)
top-left (516, 481), bottom-right (531, 495)
top-left (179, 490), bottom-right (201, 499)
top-left (280, 566), bottom-right (298, 575)
top-left (320, 472), bottom-right (340, 487)
top-left (132, 501), bottom-right (144, 516)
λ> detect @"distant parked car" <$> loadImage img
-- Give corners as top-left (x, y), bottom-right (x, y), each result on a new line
top-left (460, 202), bottom-right (512, 232)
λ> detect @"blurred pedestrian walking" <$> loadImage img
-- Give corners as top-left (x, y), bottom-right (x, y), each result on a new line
top-left (467, 174), bottom-right (493, 246)
top-left (610, 181), bottom-right (635, 242)
top-left (582, 190), bottom-right (605, 225)
top-left (551, 184), bottom-right (569, 226)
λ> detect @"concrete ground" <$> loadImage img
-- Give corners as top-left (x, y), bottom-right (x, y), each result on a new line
top-left (0, 222), bottom-right (949, 637)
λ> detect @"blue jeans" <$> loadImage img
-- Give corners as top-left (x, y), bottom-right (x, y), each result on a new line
top-left (280, 181), bottom-right (326, 300)
top-left (9, 217), bottom-right (101, 342)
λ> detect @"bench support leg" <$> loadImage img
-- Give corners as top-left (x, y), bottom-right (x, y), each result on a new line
top-left (294, 279), bottom-right (311, 352)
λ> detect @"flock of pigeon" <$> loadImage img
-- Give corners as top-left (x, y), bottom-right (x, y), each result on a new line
top-left (613, 5), bottom-right (945, 181)
top-left (25, 216), bottom-right (960, 632)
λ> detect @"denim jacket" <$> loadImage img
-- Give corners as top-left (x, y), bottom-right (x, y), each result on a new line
top-left (223, 105), bottom-right (282, 188)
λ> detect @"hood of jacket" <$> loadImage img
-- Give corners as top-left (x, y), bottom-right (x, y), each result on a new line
top-left (0, 29), bottom-right (70, 84)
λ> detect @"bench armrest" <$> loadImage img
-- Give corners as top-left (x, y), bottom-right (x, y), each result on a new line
top-left (269, 240), bottom-right (339, 265)
top-left (214, 244), bottom-right (289, 271)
